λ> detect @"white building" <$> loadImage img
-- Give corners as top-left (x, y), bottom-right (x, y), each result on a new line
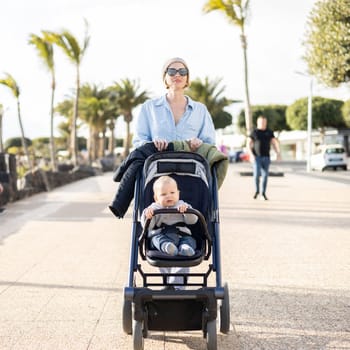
top-left (217, 126), bottom-right (350, 161)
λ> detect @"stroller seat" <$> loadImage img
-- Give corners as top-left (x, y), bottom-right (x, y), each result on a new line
top-left (140, 207), bottom-right (211, 268)
top-left (138, 152), bottom-right (213, 268)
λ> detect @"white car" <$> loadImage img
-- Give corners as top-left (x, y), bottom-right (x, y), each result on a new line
top-left (310, 144), bottom-right (348, 171)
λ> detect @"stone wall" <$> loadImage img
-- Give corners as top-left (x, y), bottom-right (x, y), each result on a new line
top-left (0, 152), bottom-right (110, 207)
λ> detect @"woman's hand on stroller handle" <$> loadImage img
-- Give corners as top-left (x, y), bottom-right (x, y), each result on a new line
top-left (187, 137), bottom-right (203, 152)
top-left (153, 139), bottom-right (168, 151)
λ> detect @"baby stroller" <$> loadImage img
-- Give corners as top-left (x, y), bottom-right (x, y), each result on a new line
top-left (122, 151), bottom-right (230, 350)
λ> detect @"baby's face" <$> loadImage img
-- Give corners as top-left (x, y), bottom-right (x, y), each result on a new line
top-left (154, 182), bottom-right (180, 208)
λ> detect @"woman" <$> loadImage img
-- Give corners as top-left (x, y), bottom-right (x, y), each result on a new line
top-left (132, 57), bottom-right (216, 289)
top-left (133, 57), bottom-right (216, 151)
top-left (109, 57), bottom-right (217, 219)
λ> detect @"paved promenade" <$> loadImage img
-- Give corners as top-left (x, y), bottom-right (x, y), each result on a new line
top-left (0, 162), bottom-right (349, 349)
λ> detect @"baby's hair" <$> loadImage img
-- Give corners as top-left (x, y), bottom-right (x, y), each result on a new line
top-left (153, 175), bottom-right (178, 193)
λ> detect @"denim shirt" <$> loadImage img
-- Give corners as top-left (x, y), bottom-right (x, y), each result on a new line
top-left (133, 95), bottom-right (216, 147)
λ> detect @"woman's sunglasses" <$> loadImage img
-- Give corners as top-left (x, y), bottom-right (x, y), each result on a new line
top-left (166, 68), bottom-right (188, 77)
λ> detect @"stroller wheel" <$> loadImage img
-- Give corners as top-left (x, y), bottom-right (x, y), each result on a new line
top-left (220, 283), bottom-right (230, 334)
top-left (122, 300), bottom-right (132, 334)
top-left (133, 319), bottom-right (144, 350)
top-left (206, 319), bottom-right (217, 350)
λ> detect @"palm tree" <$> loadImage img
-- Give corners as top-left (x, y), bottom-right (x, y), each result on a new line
top-left (187, 76), bottom-right (237, 129)
top-left (79, 83), bottom-right (114, 162)
top-left (109, 79), bottom-right (149, 156)
top-left (56, 120), bottom-right (71, 151)
top-left (0, 74), bottom-right (34, 171)
top-left (55, 99), bottom-right (74, 152)
top-left (106, 118), bottom-right (116, 155)
top-left (0, 104), bottom-right (4, 153)
top-left (44, 20), bottom-right (90, 166)
top-left (203, 0), bottom-right (253, 135)
top-left (28, 32), bottom-right (58, 171)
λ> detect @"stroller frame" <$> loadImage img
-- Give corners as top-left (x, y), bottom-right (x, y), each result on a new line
top-left (122, 151), bottom-right (230, 350)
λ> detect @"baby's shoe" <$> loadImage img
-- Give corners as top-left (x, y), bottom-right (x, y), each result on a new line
top-left (178, 244), bottom-right (195, 256)
top-left (161, 242), bottom-right (178, 256)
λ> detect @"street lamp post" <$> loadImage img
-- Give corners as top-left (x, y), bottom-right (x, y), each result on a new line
top-left (295, 71), bottom-right (313, 172)
top-left (306, 78), bottom-right (313, 172)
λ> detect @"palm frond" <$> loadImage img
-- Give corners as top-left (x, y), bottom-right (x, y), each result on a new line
top-left (82, 18), bottom-right (91, 53)
top-left (0, 73), bottom-right (20, 98)
top-left (28, 33), bottom-right (54, 71)
top-left (62, 31), bottom-right (83, 62)
top-left (203, 0), bottom-right (247, 28)
top-left (203, 0), bottom-right (225, 13)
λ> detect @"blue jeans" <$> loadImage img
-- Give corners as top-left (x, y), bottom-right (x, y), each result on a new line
top-left (151, 232), bottom-right (197, 289)
top-left (151, 232), bottom-right (196, 252)
top-left (253, 156), bottom-right (271, 194)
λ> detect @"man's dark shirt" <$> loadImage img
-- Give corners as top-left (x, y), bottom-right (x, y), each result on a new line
top-left (249, 128), bottom-right (275, 157)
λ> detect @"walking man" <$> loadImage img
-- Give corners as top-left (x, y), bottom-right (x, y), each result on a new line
top-left (0, 183), bottom-right (4, 213)
top-left (247, 115), bottom-right (281, 200)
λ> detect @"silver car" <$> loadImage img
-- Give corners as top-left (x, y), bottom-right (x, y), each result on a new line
top-left (311, 144), bottom-right (348, 171)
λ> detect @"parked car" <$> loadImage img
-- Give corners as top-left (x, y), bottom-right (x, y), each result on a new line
top-left (228, 149), bottom-right (244, 163)
top-left (310, 144), bottom-right (348, 171)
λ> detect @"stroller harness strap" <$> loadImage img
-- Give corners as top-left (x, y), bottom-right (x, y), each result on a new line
top-left (148, 223), bottom-right (192, 238)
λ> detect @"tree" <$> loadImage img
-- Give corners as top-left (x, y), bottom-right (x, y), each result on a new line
top-left (238, 104), bottom-right (289, 133)
top-left (56, 121), bottom-right (71, 150)
top-left (44, 20), bottom-right (90, 166)
top-left (186, 76), bottom-right (235, 129)
top-left (79, 83), bottom-right (115, 161)
top-left (203, 0), bottom-right (253, 135)
top-left (286, 97), bottom-right (345, 140)
top-left (5, 137), bottom-right (32, 149)
top-left (304, 0), bottom-right (350, 87)
top-left (0, 73), bottom-right (34, 171)
top-left (29, 32), bottom-right (58, 171)
top-left (32, 137), bottom-right (50, 159)
top-left (55, 99), bottom-right (75, 150)
top-left (109, 79), bottom-right (149, 156)
top-left (341, 99), bottom-right (350, 127)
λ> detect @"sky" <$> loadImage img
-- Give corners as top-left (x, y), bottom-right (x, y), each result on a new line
top-left (1, 0), bottom-right (349, 142)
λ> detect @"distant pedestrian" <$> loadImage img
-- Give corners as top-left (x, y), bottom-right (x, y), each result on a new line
top-left (0, 183), bottom-right (4, 213)
top-left (218, 141), bottom-right (228, 156)
top-left (247, 115), bottom-right (281, 200)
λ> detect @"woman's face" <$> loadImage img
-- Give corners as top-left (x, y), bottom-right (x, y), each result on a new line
top-left (164, 62), bottom-right (188, 90)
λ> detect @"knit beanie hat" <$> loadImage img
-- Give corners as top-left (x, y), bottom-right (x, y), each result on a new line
top-left (162, 57), bottom-right (190, 88)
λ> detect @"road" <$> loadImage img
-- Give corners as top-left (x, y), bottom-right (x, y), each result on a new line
top-left (0, 162), bottom-right (349, 349)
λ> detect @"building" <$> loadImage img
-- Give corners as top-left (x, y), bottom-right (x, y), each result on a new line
top-left (216, 127), bottom-right (350, 161)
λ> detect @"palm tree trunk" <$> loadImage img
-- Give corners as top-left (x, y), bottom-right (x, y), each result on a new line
top-left (108, 122), bottom-right (115, 155)
top-left (99, 130), bottom-right (106, 158)
top-left (0, 111), bottom-right (3, 153)
top-left (124, 112), bottom-right (133, 157)
top-left (17, 100), bottom-right (34, 171)
top-left (240, 32), bottom-right (253, 136)
top-left (71, 66), bottom-right (80, 166)
top-left (50, 77), bottom-right (57, 171)
top-left (94, 132), bottom-right (98, 161)
top-left (125, 121), bottom-right (131, 157)
top-left (87, 126), bottom-right (93, 165)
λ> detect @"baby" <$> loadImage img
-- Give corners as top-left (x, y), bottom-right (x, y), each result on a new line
top-left (141, 175), bottom-right (198, 256)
